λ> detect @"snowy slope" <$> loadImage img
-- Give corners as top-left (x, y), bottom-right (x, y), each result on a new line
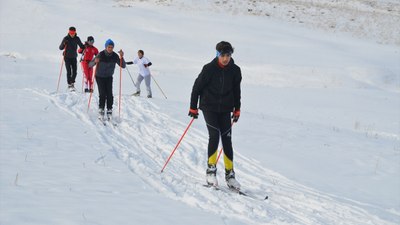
top-left (116, 0), bottom-right (400, 45)
top-left (1, 0), bottom-right (399, 224)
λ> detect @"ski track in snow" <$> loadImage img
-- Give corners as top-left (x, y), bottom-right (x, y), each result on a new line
top-left (29, 88), bottom-right (395, 225)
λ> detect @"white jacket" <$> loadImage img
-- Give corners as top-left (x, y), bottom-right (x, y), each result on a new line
top-left (132, 56), bottom-right (151, 76)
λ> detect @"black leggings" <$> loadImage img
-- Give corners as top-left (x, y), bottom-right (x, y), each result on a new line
top-left (203, 111), bottom-right (233, 168)
top-left (64, 57), bottom-right (77, 85)
top-left (96, 77), bottom-right (113, 110)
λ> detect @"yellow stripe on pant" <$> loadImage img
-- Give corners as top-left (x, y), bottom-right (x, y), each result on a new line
top-left (207, 150), bottom-right (218, 165)
top-left (224, 154), bottom-right (233, 171)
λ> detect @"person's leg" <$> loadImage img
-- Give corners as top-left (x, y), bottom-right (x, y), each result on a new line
top-left (71, 58), bottom-right (78, 84)
top-left (105, 77), bottom-right (114, 111)
top-left (96, 77), bottom-right (106, 110)
top-left (64, 58), bottom-right (73, 85)
top-left (203, 110), bottom-right (221, 185)
top-left (87, 65), bottom-right (93, 90)
top-left (82, 62), bottom-right (89, 89)
top-left (144, 75), bottom-right (152, 97)
top-left (203, 111), bottom-right (220, 166)
top-left (218, 112), bottom-right (233, 171)
top-left (218, 112), bottom-right (240, 189)
top-left (135, 75), bottom-right (144, 93)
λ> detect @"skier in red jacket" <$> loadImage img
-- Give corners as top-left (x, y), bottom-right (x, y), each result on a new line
top-left (78, 36), bottom-right (99, 93)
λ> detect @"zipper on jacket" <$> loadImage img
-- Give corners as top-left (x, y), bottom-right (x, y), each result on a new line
top-left (219, 69), bottom-right (225, 112)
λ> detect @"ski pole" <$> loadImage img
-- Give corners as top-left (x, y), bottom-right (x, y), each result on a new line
top-left (161, 117), bottom-right (195, 173)
top-left (80, 62), bottom-right (84, 93)
top-left (216, 121), bottom-right (235, 164)
top-left (56, 56), bottom-right (64, 93)
top-left (125, 66), bottom-right (136, 87)
top-left (151, 73), bottom-right (167, 99)
top-left (118, 50), bottom-right (123, 119)
top-left (57, 44), bottom-right (67, 93)
top-left (87, 62), bottom-right (98, 113)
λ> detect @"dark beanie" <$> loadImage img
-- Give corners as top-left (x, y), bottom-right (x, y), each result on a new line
top-left (87, 36), bottom-right (94, 42)
top-left (216, 41), bottom-right (234, 54)
top-left (69, 26), bottom-right (76, 31)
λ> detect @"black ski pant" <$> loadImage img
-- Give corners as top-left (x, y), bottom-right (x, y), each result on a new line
top-left (96, 77), bottom-right (113, 110)
top-left (203, 110), bottom-right (234, 170)
top-left (64, 57), bottom-right (77, 85)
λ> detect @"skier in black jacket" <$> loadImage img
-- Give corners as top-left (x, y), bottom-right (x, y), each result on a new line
top-left (189, 41), bottom-right (242, 189)
top-left (59, 26), bottom-right (84, 91)
top-left (89, 39), bottom-right (126, 120)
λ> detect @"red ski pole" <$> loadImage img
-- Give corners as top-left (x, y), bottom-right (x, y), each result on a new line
top-left (161, 118), bottom-right (195, 173)
top-left (118, 50), bottom-right (123, 119)
top-left (80, 62), bottom-right (85, 93)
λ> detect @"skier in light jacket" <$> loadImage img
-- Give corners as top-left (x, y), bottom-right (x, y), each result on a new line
top-left (126, 50), bottom-right (153, 98)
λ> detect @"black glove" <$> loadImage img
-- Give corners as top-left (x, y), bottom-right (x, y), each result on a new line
top-left (188, 108), bottom-right (199, 119)
top-left (126, 61), bottom-right (133, 65)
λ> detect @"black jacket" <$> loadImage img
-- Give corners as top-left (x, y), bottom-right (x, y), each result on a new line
top-left (190, 57), bottom-right (242, 113)
top-left (59, 34), bottom-right (84, 58)
top-left (90, 50), bottom-right (126, 78)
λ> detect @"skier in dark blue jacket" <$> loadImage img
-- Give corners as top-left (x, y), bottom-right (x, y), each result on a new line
top-left (90, 39), bottom-right (126, 120)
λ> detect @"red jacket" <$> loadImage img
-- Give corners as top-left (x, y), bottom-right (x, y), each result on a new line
top-left (79, 44), bottom-right (99, 62)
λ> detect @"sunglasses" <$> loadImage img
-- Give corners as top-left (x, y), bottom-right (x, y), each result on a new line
top-left (216, 50), bottom-right (232, 57)
top-left (220, 53), bottom-right (232, 57)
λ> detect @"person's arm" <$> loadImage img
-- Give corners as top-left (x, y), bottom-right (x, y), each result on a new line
top-left (59, 37), bottom-right (67, 50)
top-left (233, 67), bottom-right (242, 110)
top-left (89, 54), bottom-right (100, 68)
top-left (190, 65), bottom-right (210, 110)
top-left (144, 58), bottom-right (152, 67)
top-left (78, 42), bottom-right (87, 54)
top-left (231, 66), bottom-right (242, 122)
top-left (116, 51), bottom-right (126, 68)
top-left (77, 37), bottom-right (85, 49)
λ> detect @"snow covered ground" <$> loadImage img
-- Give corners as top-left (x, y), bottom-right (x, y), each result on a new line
top-left (0, 0), bottom-right (399, 224)
top-left (116, 0), bottom-right (400, 45)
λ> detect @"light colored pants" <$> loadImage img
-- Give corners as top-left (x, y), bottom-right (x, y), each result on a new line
top-left (136, 74), bottom-right (152, 95)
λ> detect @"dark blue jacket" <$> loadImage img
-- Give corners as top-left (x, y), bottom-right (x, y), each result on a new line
top-left (59, 34), bottom-right (84, 58)
top-left (91, 50), bottom-right (126, 78)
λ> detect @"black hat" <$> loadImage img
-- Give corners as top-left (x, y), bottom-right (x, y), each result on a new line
top-left (87, 36), bottom-right (94, 42)
top-left (216, 41), bottom-right (234, 55)
top-left (69, 26), bottom-right (76, 31)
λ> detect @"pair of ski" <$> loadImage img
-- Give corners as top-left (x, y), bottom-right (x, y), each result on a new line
top-left (99, 116), bottom-right (118, 127)
top-left (203, 184), bottom-right (268, 201)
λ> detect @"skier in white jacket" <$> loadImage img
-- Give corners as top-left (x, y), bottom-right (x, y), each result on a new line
top-left (126, 50), bottom-right (153, 98)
